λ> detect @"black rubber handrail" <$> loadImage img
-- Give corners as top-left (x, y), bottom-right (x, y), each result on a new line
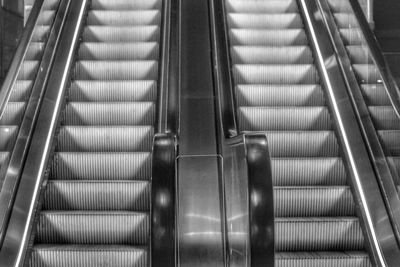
top-left (209, 0), bottom-right (274, 266)
top-left (151, 0), bottom-right (178, 266)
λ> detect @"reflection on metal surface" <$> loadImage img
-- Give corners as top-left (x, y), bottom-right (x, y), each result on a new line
top-left (178, 156), bottom-right (225, 267)
top-left (317, 0), bottom-right (400, 250)
top-left (299, 0), bottom-right (400, 265)
top-left (0, 0), bottom-right (88, 265)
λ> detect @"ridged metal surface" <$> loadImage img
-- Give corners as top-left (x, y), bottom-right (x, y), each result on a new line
top-left (69, 81), bottom-right (157, 102)
top-left (275, 251), bottom-right (371, 267)
top-left (57, 126), bottom-right (153, 151)
top-left (44, 181), bottom-right (150, 210)
top-left (271, 158), bottom-right (347, 186)
top-left (275, 217), bottom-right (364, 251)
top-left (0, 102), bottom-right (26, 125)
top-left (36, 212), bottom-right (149, 244)
top-left (28, 1), bottom-right (162, 264)
top-left (236, 85), bottom-right (325, 106)
top-left (29, 246), bottom-right (148, 267)
top-left (51, 152), bottom-right (152, 180)
top-left (226, 0), bottom-right (370, 263)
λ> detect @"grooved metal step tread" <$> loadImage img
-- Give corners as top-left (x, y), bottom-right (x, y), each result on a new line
top-left (69, 81), bottom-right (157, 102)
top-left (226, 0), bottom-right (298, 13)
top-left (275, 251), bottom-right (371, 267)
top-left (44, 180), bottom-right (150, 211)
top-left (233, 64), bottom-right (319, 84)
top-left (78, 43), bottom-right (159, 60)
top-left (26, 42), bottom-right (46, 60)
top-left (231, 46), bottom-right (312, 64)
top-left (360, 84), bottom-right (390, 106)
top-left (228, 13), bottom-right (302, 29)
top-left (378, 130), bottom-right (400, 156)
top-left (236, 84), bottom-right (324, 106)
top-left (57, 126), bottom-right (154, 152)
top-left (271, 157), bottom-right (347, 186)
top-left (275, 217), bottom-right (364, 251)
top-left (261, 131), bottom-right (339, 157)
top-left (0, 126), bottom-right (18, 150)
top-left (30, 245), bottom-right (148, 267)
top-left (275, 186), bottom-right (354, 217)
top-left (0, 102), bottom-right (26, 125)
top-left (92, 0), bottom-right (162, 10)
top-left (346, 46), bottom-right (372, 64)
top-left (10, 81), bottom-right (33, 101)
top-left (36, 211), bottom-right (149, 244)
top-left (352, 64), bottom-right (381, 84)
top-left (51, 152), bottom-right (152, 181)
top-left (63, 102), bottom-right (155, 126)
top-left (333, 13), bottom-right (358, 28)
top-left (238, 106), bottom-right (332, 131)
top-left (369, 106), bottom-right (400, 130)
top-left (74, 61), bottom-right (158, 80)
top-left (230, 29), bottom-right (308, 46)
top-left (83, 26), bottom-right (160, 42)
top-left (87, 10), bottom-right (161, 25)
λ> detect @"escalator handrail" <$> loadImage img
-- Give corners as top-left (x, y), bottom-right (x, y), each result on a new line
top-left (317, 0), bottom-right (400, 246)
top-left (0, 0), bottom-right (71, 246)
top-left (209, 0), bottom-right (274, 266)
top-left (0, 1), bottom-right (88, 265)
top-left (299, 0), bottom-right (400, 265)
top-left (348, 0), bottom-right (400, 119)
top-left (0, 0), bottom-right (44, 119)
top-left (152, 0), bottom-right (178, 266)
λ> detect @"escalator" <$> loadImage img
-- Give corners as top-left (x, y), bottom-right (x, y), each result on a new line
top-left (24, 0), bottom-right (163, 265)
top-left (224, 0), bottom-right (372, 265)
top-left (327, 0), bottom-right (400, 184)
top-left (0, 0), bottom-right (59, 175)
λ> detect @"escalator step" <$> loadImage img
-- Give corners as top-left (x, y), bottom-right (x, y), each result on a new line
top-left (26, 42), bottom-right (46, 60)
top-left (63, 102), bottom-right (155, 125)
top-left (369, 106), bottom-right (400, 130)
top-left (266, 131), bottom-right (339, 157)
top-left (69, 81), bottom-right (157, 102)
top-left (30, 245), bottom-right (147, 267)
top-left (92, 0), bottom-right (162, 10)
top-left (227, 13), bottom-right (302, 29)
top-left (233, 64), bottom-right (319, 84)
top-left (44, 181), bottom-right (150, 211)
top-left (230, 29), bottom-right (308, 46)
top-left (78, 43), bottom-right (159, 60)
top-left (271, 158), bottom-right (347, 186)
top-left (0, 152), bottom-right (9, 168)
top-left (276, 217), bottom-right (364, 251)
top-left (83, 26), bottom-right (160, 42)
top-left (378, 130), bottom-right (400, 156)
top-left (353, 64), bottom-right (382, 84)
top-left (360, 84), bottom-right (390, 106)
top-left (238, 107), bottom-right (331, 131)
top-left (340, 29), bottom-right (364, 46)
top-left (10, 81), bottom-right (33, 102)
top-left (0, 126), bottom-right (18, 151)
top-left (17, 61), bottom-right (39, 80)
top-left (236, 84), bottom-right (324, 106)
top-left (0, 102), bottom-right (26, 125)
top-left (275, 186), bottom-right (354, 217)
top-left (51, 152), bottom-right (151, 180)
top-left (36, 212), bottom-right (149, 244)
top-left (32, 26), bottom-right (51, 42)
top-left (74, 61), bottom-right (158, 80)
top-left (275, 251), bottom-right (371, 267)
top-left (57, 126), bottom-right (154, 152)
top-left (87, 10), bottom-right (161, 25)
top-left (346, 46), bottom-right (373, 64)
top-left (226, 0), bottom-right (298, 13)
top-left (231, 46), bottom-right (312, 64)
top-left (38, 10), bottom-right (56, 25)
top-left (333, 13), bottom-right (358, 28)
